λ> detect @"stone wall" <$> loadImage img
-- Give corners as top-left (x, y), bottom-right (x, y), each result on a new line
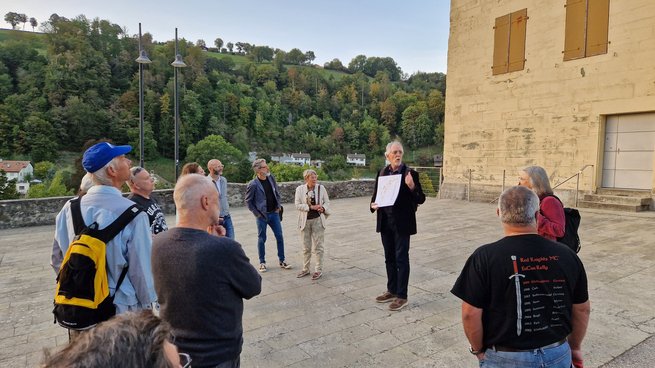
top-left (443, 0), bottom-right (655, 197)
top-left (0, 179), bottom-right (375, 229)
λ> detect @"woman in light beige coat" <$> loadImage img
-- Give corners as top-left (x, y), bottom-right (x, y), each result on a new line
top-left (294, 169), bottom-right (330, 280)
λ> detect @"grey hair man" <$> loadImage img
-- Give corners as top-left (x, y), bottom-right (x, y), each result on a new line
top-left (370, 141), bottom-right (425, 311)
top-left (42, 310), bottom-right (181, 368)
top-left (207, 158), bottom-right (235, 239)
top-left (451, 186), bottom-right (590, 368)
top-left (152, 174), bottom-right (261, 368)
top-left (245, 158), bottom-right (291, 272)
top-left (51, 142), bottom-right (157, 318)
top-left (127, 167), bottom-right (168, 235)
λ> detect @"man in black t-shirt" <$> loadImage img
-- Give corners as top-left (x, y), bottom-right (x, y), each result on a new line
top-left (451, 186), bottom-right (590, 368)
top-left (127, 167), bottom-right (168, 235)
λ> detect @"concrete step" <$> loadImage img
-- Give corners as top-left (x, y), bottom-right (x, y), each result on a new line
top-left (596, 188), bottom-right (651, 197)
top-left (577, 200), bottom-right (650, 212)
top-left (583, 194), bottom-right (652, 206)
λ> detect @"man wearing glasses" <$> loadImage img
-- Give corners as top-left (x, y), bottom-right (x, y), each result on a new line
top-left (245, 158), bottom-right (292, 272)
top-left (127, 167), bottom-right (168, 235)
top-left (207, 159), bottom-right (235, 239)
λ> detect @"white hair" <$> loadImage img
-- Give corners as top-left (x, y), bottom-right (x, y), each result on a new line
top-left (385, 140), bottom-right (403, 155)
top-left (90, 157), bottom-right (120, 186)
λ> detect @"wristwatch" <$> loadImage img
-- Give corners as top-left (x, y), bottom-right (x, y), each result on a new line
top-left (469, 346), bottom-right (483, 355)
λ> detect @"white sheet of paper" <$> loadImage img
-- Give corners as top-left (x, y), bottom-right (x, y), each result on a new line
top-left (374, 174), bottom-right (402, 207)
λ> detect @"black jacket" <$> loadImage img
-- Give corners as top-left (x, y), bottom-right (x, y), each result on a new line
top-left (370, 164), bottom-right (426, 235)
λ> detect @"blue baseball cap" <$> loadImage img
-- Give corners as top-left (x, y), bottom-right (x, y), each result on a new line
top-left (82, 142), bottom-right (132, 173)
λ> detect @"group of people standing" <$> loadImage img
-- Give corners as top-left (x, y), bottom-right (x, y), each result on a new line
top-left (46, 139), bottom-right (589, 368)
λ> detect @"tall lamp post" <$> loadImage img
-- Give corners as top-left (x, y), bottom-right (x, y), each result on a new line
top-left (171, 28), bottom-right (187, 180)
top-left (135, 23), bottom-right (151, 169)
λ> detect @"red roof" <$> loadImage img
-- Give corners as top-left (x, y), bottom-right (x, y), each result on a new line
top-left (0, 161), bottom-right (31, 173)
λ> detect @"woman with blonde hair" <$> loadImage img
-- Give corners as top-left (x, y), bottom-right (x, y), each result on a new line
top-left (519, 166), bottom-right (565, 241)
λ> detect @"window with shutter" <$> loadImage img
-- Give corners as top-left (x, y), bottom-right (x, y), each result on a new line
top-left (492, 9), bottom-right (528, 76)
top-left (563, 0), bottom-right (610, 61)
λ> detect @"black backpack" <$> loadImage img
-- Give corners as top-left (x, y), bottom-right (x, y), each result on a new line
top-left (543, 195), bottom-right (581, 253)
top-left (53, 197), bottom-right (141, 330)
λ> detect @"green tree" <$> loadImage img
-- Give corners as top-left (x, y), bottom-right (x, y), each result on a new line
top-left (348, 54), bottom-right (367, 73)
top-left (27, 170), bottom-right (73, 198)
top-left (214, 38), bottom-right (223, 50)
top-left (286, 48), bottom-right (305, 65)
top-left (418, 171), bottom-right (437, 197)
top-left (23, 115), bottom-right (59, 162)
top-left (34, 161), bottom-right (56, 181)
top-left (401, 102), bottom-right (434, 149)
top-left (249, 46), bottom-right (274, 62)
top-left (185, 134), bottom-right (244, 175)
top-left (29, 17), bottom-right (37, 31)
top-left (4, 12), bottom-right (21, 29)
top-left (0, 169), bottom-right (19, 199)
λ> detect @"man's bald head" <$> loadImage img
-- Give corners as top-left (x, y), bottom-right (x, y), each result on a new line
top-left (174, 174), bottom-right (217, 212)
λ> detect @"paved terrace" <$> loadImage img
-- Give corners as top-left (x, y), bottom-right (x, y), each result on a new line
top-left (1, 196), bottom-right (654, 367)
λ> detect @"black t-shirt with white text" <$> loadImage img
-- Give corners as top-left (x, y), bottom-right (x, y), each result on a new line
top-left (451, 234), bottom-right (588, 349)
top-left (128, 194), bottom-right (168, 234)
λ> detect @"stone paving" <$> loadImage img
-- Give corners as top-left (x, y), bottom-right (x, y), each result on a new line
top-left (1, 196), bottom-right (654, 367)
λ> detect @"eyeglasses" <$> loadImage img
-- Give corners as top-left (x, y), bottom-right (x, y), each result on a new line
top-left (179, 353), bottom-right (192, 368)
top-left (131, 166), bottom-right (145, 176)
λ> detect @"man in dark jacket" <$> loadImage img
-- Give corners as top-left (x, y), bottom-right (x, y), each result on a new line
top-left (370, 141), bottom-right (426, 311)
top-left (152, 174), bottom-right (261, 368)
top-left (245, 158), bottom-right (292, 273)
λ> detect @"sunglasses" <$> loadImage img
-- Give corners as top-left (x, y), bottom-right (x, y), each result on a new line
top-left (179, 352), bottom-right (192, 368)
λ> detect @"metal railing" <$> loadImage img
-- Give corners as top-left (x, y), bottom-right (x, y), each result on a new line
top-left (552, 164), bottom-right (594, 207)
top-left (414, 167), bottom-right (442, 197)
top-left (486, 165), bottom-right (594, 206)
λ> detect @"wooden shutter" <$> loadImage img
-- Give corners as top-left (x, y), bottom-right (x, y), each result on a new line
top-left (586, 0), bottom-right (610, 56)
top-left (563, 0), bottom-right (587, 61)
top-left (492, 14), bottom-right (511, 75)
top-left (508, 9), bottom-right (528, 73)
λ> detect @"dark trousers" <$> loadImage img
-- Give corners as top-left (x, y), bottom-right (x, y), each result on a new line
top-left (381, 230), bottom-right (410, 299)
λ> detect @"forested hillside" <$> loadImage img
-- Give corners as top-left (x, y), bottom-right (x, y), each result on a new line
top-left (0, 14), bottom-right (445, 186)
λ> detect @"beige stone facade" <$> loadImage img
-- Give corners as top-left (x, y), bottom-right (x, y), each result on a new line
top-left (442, 0), bottom-right (655, 204)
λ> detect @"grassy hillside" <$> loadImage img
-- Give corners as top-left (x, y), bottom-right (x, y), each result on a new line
top-left (205, 50), bottom-right (355, 80)
top-left (0, 28), bottom-right (45, 44)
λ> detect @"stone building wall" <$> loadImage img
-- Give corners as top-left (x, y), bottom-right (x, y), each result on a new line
top-left (0, 180), bottom-right (375, 229)
top-left (443, 0), bottom-right (655, 198)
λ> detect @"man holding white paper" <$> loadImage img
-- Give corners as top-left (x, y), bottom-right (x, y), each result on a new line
top-left (370, 141), bottom-right (425, 311)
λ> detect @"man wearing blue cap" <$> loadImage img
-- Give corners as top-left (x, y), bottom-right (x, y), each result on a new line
top-left (51, 142), bottom-right (158, 329)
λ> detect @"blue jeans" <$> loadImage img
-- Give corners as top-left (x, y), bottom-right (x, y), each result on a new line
top-left (256, 212), bottom-right (285, 264)
top-left (222, 214), bottom-right (235, 240)
top-left (480, 341), bottom-right (572, 368)
top-left (381, 230), bottom-right (410, 299)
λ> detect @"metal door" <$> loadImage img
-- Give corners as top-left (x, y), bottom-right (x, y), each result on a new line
top-left (602, 113), bottom-right (655, 189)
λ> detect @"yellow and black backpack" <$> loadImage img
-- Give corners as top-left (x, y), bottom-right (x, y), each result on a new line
top-left (53, 197), bottom-right (141, 330)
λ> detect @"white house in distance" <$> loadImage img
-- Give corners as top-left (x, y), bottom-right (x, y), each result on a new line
top-left (271, 152), bottom-right (311, 166)
top-left (0, 160), bottom-right (33, 195)
top-left (346, 153), bottom-right (366, 167)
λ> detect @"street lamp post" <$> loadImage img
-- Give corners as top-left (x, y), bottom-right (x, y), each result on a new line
top-left (171, 28), bottom-right (187, 180)
top-left (135, 23), bottom-right (151, 169)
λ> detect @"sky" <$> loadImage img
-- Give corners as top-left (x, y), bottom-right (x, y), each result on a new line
top-left (1, 0), bottom-right (450, 75)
